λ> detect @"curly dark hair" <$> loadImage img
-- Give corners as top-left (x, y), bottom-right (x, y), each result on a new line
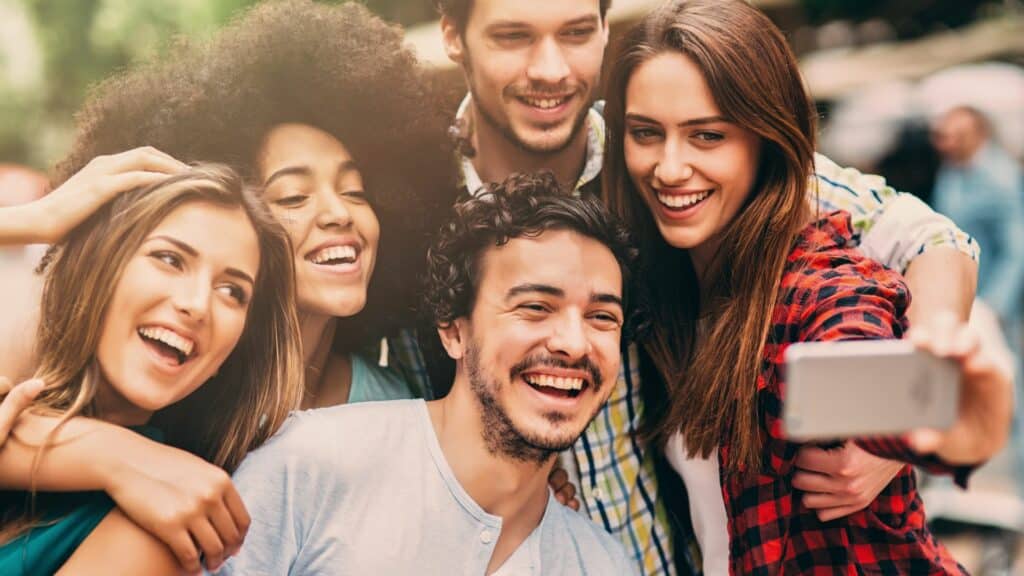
top-left (54, 0), bottom-right (458, 349)
top-left (423, 171), bottom-right (637, 332)
top-left (434, 0), bottom-right (613, 33)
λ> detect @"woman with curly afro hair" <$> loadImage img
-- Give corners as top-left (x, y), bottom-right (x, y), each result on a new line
top-left (0, 1), bottom-right (458, 573)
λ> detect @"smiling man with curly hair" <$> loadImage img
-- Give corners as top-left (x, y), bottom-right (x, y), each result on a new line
top-left (222, 171), bottom-right (638, 575)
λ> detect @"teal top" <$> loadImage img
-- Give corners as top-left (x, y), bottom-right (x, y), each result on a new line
top-left (0, 427), bottom-right (162, 576)
top-left (348, 353), bottom-right (419, 403)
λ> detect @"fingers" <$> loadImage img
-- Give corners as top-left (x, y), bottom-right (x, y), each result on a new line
top-left (801, 490), bottom-right (849, 510)
top-left (189, 518), bottom-right (226, 572)
top-left (207, 502), bottom-right (243, 560)
top-left (0, 377), bottom-right (11, 395)
top-left (105, 171), bottom-right (180, 196)
top-left (905, 428), bottom-right (944, 455)
top-left (793, 444), bottom-right (846, 475)
top-left (0, 379), bottom-right (44, 444)
top-left (165, 530), bottom-right (203, 575)
top-left (223, 485), bottom-right (251, 543)
top-left (815, 504), bottom-right (863, 522)
top-left (548, 467), bottom-right (569, 490)
top-left (791, 469), bottom-right (842, 495)
top-left (103, 147), bottom-right (188, 177)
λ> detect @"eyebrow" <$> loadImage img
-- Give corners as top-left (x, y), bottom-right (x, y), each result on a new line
top-left (486, 14), bottom-right (599, 32)
top-left (625, 113), bottom-right (731, 128)
top-left (263, 160), bottom-right (359, 189)
top-left (147, 235), bottom-right (256, 286)
top-left (506, 283), bottom-right (623, 310)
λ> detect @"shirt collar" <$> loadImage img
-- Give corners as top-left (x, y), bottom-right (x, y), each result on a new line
top-left (455, 93), bottom-right (605, 197)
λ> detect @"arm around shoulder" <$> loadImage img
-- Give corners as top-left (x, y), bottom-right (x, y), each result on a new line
top-left (56, 509), bottom-right (185, 576)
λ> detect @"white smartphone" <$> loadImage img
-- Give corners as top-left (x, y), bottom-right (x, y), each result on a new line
top-left (782, 340), bottom-right (960, 441)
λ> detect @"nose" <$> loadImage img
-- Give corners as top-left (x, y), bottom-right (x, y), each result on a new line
top-left (545, 313), bottom-right (590, 362)
top-left (526, 37), bottom-right (570, 86)
top-left (654, 138), bottom-right (694, 186)
top-left (314, 186), bottom-right (353, 230)
top-left (172, 274), bottom-right (210, 324)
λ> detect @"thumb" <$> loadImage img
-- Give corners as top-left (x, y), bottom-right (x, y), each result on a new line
top-left (0, 379), bottom-right (44, 444)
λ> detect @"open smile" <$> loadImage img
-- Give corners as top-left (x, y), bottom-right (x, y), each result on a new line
top-left (138, 325), bottom-right (197, 368)
top-left (654, 188), bottom-right (715, 219)
top-left (520, 369), bottom-right (592, 401)
top-left (304, 240), bottom-right (362, 274)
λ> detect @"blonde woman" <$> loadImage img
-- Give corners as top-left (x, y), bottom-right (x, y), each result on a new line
top-left (0, 165), bottom-right (303, 574)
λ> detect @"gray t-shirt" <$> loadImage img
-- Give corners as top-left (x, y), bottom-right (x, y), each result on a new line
top-left (220, 399), bottom-right (634, 575)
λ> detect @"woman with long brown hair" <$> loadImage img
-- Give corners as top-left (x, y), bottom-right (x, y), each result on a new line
top-left (603, 1), bottom-right (1010, 573)
top-left (0, 164), bottom-right (303, 574)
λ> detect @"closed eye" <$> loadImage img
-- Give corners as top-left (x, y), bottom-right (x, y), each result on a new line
top-left (273, 194), bottom-right (308, 207)
top-left (340, 190), bottom-right (369, 203)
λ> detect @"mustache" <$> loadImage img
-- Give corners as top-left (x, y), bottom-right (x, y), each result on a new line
top-left (509, 353), bottom-right (603, 390)
top-left (506, 83), bottom-right (583, 97)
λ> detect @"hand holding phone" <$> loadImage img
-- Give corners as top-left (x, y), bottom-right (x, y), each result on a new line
top-left (783, 340), bottom-right (960, 441)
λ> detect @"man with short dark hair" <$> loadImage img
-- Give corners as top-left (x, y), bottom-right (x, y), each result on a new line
top-left (386, 1), bottom-right (983, 575)
top-left (222, 173), bottom-right (638, 575)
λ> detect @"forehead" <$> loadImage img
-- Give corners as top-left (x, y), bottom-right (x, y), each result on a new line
top-left (476, 228), bottom-right (622, 300)
top-left (627, 52), bottom-right (719, 120)
top-left (467, 0), bottom-right (601, 29)
top-left (259, 123), bottom-right (353, 177)
top-left (150, 201), bottom-right (260, 278)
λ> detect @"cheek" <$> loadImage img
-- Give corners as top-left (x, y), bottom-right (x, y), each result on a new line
top-left (209, 306), bottom-right (250, 364)
top-left (271, 207), bottom-right (315, 256)
top-left (354, 206), bottom-right (381, 256)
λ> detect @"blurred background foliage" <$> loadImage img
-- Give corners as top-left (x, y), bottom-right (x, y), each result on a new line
top-left (0, 0), bottom-right (1012, 170)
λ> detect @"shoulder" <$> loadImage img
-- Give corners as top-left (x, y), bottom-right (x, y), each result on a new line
top-left (810, 153), bottom-right (891, 201)
top-left (783, 211), bottom-right (907, 296)
top-left (779, 212), bottom-right (909, 337)
top-left (543, 502), bottom-right (635, 574)
top-left (234, 399), bottom-right (425, 481)
top-left (56, 509), bottom-right (180, 576)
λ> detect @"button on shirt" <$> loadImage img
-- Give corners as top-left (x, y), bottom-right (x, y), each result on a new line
top-left (220, 399), bottom-right (635, 575)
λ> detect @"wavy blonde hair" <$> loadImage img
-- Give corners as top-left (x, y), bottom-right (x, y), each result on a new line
top-left (1, 164), bottom-right (302, 542)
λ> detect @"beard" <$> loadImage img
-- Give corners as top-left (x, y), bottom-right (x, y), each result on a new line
top-left (465, 341), bottom-right (604, 464)
top-left (463, 52), bottom-right (593, 156)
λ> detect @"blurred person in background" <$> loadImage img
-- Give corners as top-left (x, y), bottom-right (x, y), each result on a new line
top-left (932, 106), bottom-right (1024, 329)
top-left (930, 105), bottom-right (1024, 574)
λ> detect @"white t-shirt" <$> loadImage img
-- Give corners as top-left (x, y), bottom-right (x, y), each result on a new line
top-left (665, 433), bottom-right (730, 576)
top-left (222, 399), bottom-right (635, 575)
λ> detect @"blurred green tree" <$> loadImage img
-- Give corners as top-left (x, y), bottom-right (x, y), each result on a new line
top-left (2, 0), bottom-right (437, 169)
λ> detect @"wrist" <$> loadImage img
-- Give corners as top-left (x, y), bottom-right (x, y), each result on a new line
top-left (93, 424), bottom-right (154, 495)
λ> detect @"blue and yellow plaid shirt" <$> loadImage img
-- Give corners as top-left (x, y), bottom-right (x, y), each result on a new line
top-left (387, 99), bottom-right (978, 576)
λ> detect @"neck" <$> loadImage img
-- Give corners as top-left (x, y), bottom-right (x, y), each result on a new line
top-left (299, 313), bottom-right (342, 408)
top-left (469, 102), bottom-right (589, 193)
top-left (427, 379), bottom-right (553, 524)
top-left (94, 374), bottom-right (152, 427)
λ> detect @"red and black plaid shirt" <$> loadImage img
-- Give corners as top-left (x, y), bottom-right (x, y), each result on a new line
top-left (720, 211), bottom-right (968, 575)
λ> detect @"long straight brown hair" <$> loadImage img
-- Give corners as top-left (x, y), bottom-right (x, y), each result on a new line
top-left (1, 164), bottom-right (303, 542)
top-left (603, 0), bottom-right (817, 473)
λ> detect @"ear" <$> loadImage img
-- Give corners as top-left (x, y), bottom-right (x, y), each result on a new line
top-left (437, 317), bottom-right (470, 360)
top-left (599, 15), bottom-right (610, 49)
top-left (441, 15), bottom-right (465, 65)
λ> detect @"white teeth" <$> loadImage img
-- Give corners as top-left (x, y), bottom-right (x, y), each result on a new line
top-left (138, 326), bottom-right (194, 357)
top-left (310, 245), bottom-right (356, 265)
top-left (657, 190), bottom-right (711, 209)
top-left (524, 374), bottom-right (585, 391)
top-left (522, 96), bottom-right (568, 110)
